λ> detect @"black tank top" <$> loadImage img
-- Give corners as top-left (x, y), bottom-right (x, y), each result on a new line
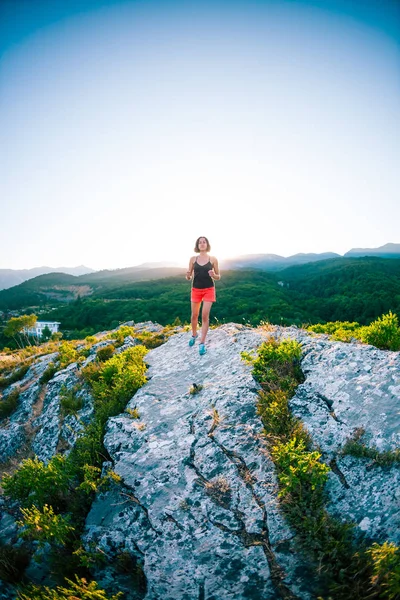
top-left (192, 256), bottom-right (214, 289)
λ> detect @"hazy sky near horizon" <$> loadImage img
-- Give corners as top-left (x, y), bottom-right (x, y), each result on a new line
top-left (1, 0), bottom-right (399, 270)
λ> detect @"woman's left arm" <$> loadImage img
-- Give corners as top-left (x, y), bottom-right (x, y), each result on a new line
top-left (209, 257), bottom-right (221, 280)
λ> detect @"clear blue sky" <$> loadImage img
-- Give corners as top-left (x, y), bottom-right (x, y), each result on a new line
top-left (1, 0), bottom-right (399, 270)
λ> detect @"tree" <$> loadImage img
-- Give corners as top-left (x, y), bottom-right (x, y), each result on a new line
top-left (4, 315), bottom-right (37, 348)
top-left (41, 325), bottom-right (52, 343)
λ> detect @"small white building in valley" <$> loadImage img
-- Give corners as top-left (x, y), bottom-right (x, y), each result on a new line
top-left (23, 321), bottom-right (61, 337)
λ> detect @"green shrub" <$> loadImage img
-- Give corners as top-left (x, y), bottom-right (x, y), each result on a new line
top-left (307, 321), bottom-right (360, 337)
top-left (17, 504), bottom-right (75, 547)
top-left (0, 364), bottom-right (30, 390)
top-left (69, 420), bottom-right (104, 471)
top-left (51, 332), bottom-right (63, 342)
top-left (240, 350), bottom-right (257, 364)
top-left (0, 387), bottom-right (20, 419)
top-left (58, 342), bottom-right (78, 368)
top-left (78, 465), bottom-right (102, 494)
top-left (126, 407), bottom-right (140, 419)
top-left (110, 326), bottom-right (135, 347)
top-left (89, 346), bottom-right (148, 423)
top-left (96, 345), bottom-right (115, 362)
top-left (256, 389), bottom-right (294, 439)
top-left (2, 455), bottom-right (73, 509)
top-left (80, 361), bottom-right (102, 384)
top-left (189, 383), bottom-right (203, 395)
top-left (359, 311), bottom-right (400, 351)
top-left (39, 362), bottom-right (59, 384)
top-left (77, 347), bottom-right (91, 359)
top-left (341, 430), bottom-right (400, 466)
top-left (367, 541), bottom-right (400, 599)
top-left (271, 437), bottom-right (330, 501)
top-left (307, 312), bottom-right (400, 351)
top-left (251, 337), bottom-right (303, 395)
top-left (17, 574), bottom-right (123, 600)
top-left (60, 383), bottom-right (84, 416)
top-left (133, 331), bottom-right (167, 349)
top-left (73, 545), bottom-right (108, 569)
top-left (331, 327), bottom-right (360, 342)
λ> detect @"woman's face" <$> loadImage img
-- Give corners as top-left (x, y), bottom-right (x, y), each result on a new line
top-left (198, 237), bottom-right (208, 251)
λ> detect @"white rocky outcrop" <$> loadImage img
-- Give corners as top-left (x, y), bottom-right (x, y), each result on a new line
top-left (0, 322), bottom-right (399, 600)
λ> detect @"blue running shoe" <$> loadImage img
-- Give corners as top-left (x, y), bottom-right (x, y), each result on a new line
top-left (189, 334), bottom-right (198, 347)
top-left (199, 343), bottom-right (206, 356)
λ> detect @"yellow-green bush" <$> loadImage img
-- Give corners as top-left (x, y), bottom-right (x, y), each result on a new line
top-left (133, 330), bottom-right (168, 349)
top-left (58, 342), bottom-right (78, 368)
top-left (17, 575), bottom-right (123, 600)
top-left (250, 337), bottom-right (303, 395)
top-left (89, 346), bottom-right (148, 422)
top-left (2, 455), bottom-right (73, 509)
top-left (256, 388), bottom-right (310, 442)
top-left (110, 326), bottom-right (135, 347)
top-left (367, 542), bottom-right (400, 599)
top-left (96, 344), bottom-right (115, 362)
top-left (271, 437), bottom-right (330, 500)
top-left (81, 361), bottom-right (102, 383)
top-left (358, 311), bottom-right (400, 351)
top-left (17, 504), bottom-right (75, 547)
top-left (307, 312), bottom-right (400, 351)
top-left (307, 320), bottom-right (360, 336)
top-left (78, 465), bottom-right (102, 494)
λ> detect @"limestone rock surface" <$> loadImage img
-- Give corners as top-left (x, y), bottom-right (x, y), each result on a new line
top-left (1, 321), bottom-right (399, 600)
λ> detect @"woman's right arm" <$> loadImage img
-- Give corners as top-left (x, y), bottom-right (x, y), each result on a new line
top-left (186, 257), bottom-right (194, 280)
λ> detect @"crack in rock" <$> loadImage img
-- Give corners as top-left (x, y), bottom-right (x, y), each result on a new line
top-left (119, 487), bottom-right (162, 536)
top-left (329, 458), bottom-right (350, 489)
top-left (206, 427), bottom-right (298, 600)
top-left (186, 416), bottom-right (299, 600)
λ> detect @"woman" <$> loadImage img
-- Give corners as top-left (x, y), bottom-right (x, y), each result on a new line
top-left (186, 236), bottom-right (220, 355)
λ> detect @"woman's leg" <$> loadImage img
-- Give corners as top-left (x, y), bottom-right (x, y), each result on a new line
top-left (200, 301), bottom-right (213, 343)
top-left (191, 302), bottom-right (201, 336)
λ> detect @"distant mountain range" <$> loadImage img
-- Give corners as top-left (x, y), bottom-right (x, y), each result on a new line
top-left (1, 243), bottom-right (399, 291)
top-left (0, 263), bottom-right (184, 291)
top-left (0, 265), bottom-right (95, 291)
top-left (219, 252), bottom-right (340, 271)
top-left (220, 243), bottom-right (400, 271)
top-left (344, 242), bottom-right (400, 258)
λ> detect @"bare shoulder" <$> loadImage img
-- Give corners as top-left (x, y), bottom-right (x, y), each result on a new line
top-left (210, 255), bottom-right (219, 263)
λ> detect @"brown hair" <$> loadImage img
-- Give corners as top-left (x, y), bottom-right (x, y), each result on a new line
top-left (194, 236), bottom-right (211, 253)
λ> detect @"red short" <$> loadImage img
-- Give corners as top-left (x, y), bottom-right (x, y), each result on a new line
top-left (191, 286), bottom-right (216, 303)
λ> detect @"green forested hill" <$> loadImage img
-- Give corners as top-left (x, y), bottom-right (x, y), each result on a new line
top-left (1, 257), bottom-right (400, 344)
top-left (0, 268), bottom-right (185, 309)
top-left (277, 256), bottom-right (400, 322)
